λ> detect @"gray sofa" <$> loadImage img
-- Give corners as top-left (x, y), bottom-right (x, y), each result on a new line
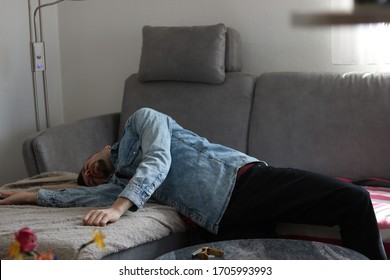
top-left (22, 24), bottom-right (390, 259)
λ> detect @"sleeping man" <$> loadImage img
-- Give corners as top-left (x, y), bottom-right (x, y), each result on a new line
top-left (0, 108), bottom-right (386, 259)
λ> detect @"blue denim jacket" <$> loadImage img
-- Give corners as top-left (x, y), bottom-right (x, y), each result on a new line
top-left (37, 108), bottom-right (262, 233)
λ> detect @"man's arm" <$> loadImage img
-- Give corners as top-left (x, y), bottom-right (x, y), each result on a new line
top-left (0, 191), bottom-right (130, 227)
top-left (0, 192), bottom-right (37, 205)
top-left (117, 108), bottom-right (173, 209)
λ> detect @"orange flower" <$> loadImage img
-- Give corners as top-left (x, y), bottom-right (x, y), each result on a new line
top-left (35, 249), bottom-right (56, 260)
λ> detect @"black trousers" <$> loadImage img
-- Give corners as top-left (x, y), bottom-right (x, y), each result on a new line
top-left (213, 163), bottom-right (387, 260)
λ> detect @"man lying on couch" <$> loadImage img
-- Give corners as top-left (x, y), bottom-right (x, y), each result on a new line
top-left (0, 108), bottom-right (386, 260)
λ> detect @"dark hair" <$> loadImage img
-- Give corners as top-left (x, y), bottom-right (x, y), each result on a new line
top-left (77, 171), bottom-right (86, 186)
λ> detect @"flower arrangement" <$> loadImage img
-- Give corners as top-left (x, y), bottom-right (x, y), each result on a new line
top-left (8, 227), bottom-right (106, 260)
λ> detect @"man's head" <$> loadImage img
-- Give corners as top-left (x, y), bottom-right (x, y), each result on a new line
top-left (77, 145), bottom-right (114, 186)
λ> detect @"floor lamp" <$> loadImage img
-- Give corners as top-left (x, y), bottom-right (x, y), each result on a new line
top-left (28, 0), bottom-right (84, 132)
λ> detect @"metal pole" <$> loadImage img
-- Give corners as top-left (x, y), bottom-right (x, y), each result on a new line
top-left (29, 0), bottom-right (80, 131)
top-left (38, 0), bottom-right (51, 128)
top-left (28, 0), bottom-right (41, 132)
top-left (32, 0), bottom-right (66, 130)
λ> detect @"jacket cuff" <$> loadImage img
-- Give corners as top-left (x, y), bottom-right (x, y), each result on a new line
top-left (36, 189), bottom-right (56, 207)
top-left (119, 184), bottom-right (150, 210)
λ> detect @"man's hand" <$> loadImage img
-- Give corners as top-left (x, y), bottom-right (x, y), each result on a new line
top-left (82, 207), bottom-right (123, 227)
top-left (82, 197), bottom-right (133, 227)
top-left (0, 192), bottom-right (37, 205)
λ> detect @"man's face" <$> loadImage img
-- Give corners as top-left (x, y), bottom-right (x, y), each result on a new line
top-left (81, 153), bottom-right (111, 186)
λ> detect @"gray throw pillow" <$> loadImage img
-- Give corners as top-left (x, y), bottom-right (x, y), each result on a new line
top-left (138, 23), bottom-right (227, 84)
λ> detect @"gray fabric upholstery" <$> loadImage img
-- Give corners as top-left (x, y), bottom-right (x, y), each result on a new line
top-left (23, 71), bottom-right (390, 180)
top-left (248, 72), bottom-right (390, 178)
top-left (225, 27), bottom-right (243, 72)
top-left (138, 24), bottom-right (227, 84)
top-left (23, 133), bottom-right (41, 176)
top-left (120, 72), bottom-right (256, 153)
top-left (23, 113), bottom-right (120, 176)
top-left (102, 232), bottom-right (190, 260)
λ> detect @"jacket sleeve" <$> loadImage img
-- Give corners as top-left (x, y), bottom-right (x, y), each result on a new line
top-left (36, 182), bottom-right (125, 208)
top-left (118, 108), bottom-right (173, 209)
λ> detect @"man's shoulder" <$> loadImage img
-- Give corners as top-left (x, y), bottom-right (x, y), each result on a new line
top-left (133, 107), bottom-right (158, 117)
top-left (125, 108), bottom-right (175, 131)
top-left (131, 107), bottom-right (169, 120)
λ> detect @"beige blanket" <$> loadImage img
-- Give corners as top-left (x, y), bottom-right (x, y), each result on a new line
top-left (0, 172), bottom-right (187, 260)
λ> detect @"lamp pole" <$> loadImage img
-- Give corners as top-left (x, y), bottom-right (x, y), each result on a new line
top-left (28, 0), bottom-right (61, 131)
top-left (28, 0), bottom-right (81, 131)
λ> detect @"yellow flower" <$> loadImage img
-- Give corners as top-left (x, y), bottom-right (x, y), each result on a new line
top-left (91, 229), bottom-right (106, 249)
top-left (8, 240), bottom-right (23, 260)
top-left (75, 229), bottom-right (106, 259)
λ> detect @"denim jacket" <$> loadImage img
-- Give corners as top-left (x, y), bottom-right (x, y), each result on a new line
top-left (37, 108), bottom-right (262, 234)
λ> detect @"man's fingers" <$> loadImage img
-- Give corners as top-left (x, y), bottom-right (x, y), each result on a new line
top-left (93, 212), bottom-right (108, 227)
top-left (83, 210), bottom-right (100, 226)
top-left (83, 210), bottom-right (108, 227)
top-left (0, 192), bottom-right (13, 196)
top-left (0, 192), bottom-right (23, 205)
top-left (0, 192), bottom-right (13, 200)
top-left (83, 210), bottom-right (95, 225)
top-left (99, 215), bottom-right (110, 227)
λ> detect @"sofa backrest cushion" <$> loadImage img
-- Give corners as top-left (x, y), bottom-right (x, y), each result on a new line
top-left (224, 27), bottom-right (243, 72)
top-left (138, 24), bottom-right (242, 84)
top-left (120, 72), bottom-right (256, 153)
top-left (121, 25), bottom-right (252, 152)
top-left (249, 72), bottom-right (390, 179)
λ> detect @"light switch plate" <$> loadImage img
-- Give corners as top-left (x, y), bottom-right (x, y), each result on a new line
top-left (32, 42), bottom-right (46, 72)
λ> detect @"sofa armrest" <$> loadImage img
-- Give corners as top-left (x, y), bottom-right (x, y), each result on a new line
top-left (23, 113), bottom-right (120, 176)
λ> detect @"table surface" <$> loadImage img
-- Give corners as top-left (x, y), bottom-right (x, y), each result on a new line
top-left (156, 238), bottom-right (368, 260)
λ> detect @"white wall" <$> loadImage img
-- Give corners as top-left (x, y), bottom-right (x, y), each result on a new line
top-left (58, 0), bottom-right (390, 123)
top-left (0, 0), bottom-right (63, 185)
top-left (1, 0), bottom-right (389, 185)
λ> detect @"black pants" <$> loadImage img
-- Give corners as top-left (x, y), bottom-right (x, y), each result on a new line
top-left (214, 163), bottom-right (387, 260)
